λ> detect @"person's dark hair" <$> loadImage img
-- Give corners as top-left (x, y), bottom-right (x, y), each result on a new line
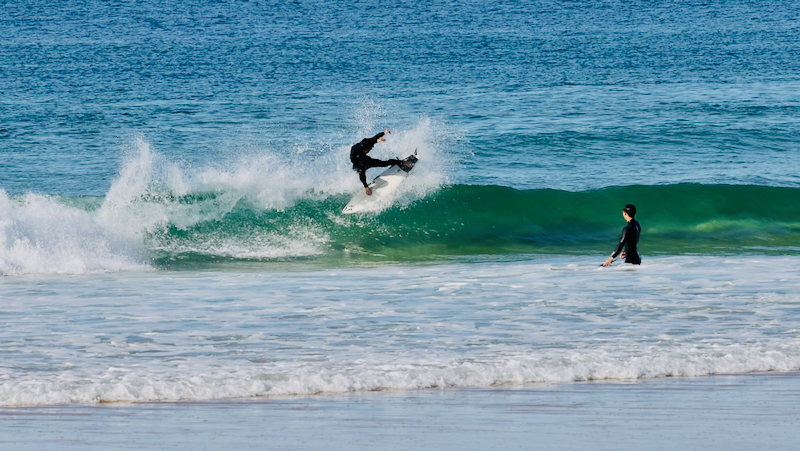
top-left (623, 204), bottom-right (636, 218)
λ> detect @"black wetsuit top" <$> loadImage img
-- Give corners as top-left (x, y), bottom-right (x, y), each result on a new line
top-left (610, 219), bottom-right (641, 264)
top-left (350, 132), bottom-right (402, 188)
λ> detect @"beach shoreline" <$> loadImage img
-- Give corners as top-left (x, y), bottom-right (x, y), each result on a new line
top-left (3, 371), bottom-right (798, 450)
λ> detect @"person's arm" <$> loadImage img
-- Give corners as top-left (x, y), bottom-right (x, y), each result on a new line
top-left (365, 129), bottom-right (390, 147)
top-left (603, 226), bottom-right (629, 266)
top-left (362, 133), bottom-right (382, 148)
top-left (610, 227), bottom-right (628, 259)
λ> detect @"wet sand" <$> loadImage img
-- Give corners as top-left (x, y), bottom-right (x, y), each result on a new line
top-left (2, 372), bottom-right (799, 450)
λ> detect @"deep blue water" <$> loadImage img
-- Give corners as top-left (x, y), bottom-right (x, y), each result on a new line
top-left (3, 0), bottom-right (800, 196)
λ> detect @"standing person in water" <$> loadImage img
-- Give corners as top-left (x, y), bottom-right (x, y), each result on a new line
top-left (602, 204), bottom-right (641, 266)
top-left (350, 129), bottom-right (405, 196)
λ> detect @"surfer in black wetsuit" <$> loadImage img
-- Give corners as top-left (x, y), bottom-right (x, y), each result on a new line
top-left (350, 129), bottom-right (404, 195)
top-left (602, 204), bottom-right (641, 266)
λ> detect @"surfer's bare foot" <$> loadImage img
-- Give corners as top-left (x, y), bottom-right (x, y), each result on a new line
top-left (365, 187), bottom-right (372, 196)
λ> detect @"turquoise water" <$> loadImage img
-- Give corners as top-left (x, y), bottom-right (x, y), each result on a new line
top-left (1, 1), bottom-right (800, 406)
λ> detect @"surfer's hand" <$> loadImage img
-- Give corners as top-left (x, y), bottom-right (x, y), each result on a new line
top-left (377, 137), bottom-right (386, 143)
top-left (384, 129), bottom-right (390, 134)
top-left (365, 187), bottom-right (372, 196)
top-left (602, 257), bottom-right (614, 267)
top-left (620, 252), bottom-right (626, 259)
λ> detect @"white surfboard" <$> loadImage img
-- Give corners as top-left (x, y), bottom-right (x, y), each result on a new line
top-left (342, 152), bottom-right (418, 214)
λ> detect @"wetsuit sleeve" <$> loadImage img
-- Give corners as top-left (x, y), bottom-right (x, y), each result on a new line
top-left (610, 225), bottom-right (629, 258)
top-left (362, 132), bottom-right (385, 149)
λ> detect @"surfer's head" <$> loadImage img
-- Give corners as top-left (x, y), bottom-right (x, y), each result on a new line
top-left (623, 204), bottom-right (636, 219)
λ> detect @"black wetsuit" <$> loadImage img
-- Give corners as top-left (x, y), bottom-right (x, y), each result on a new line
top-left (350, 132), bottom-right (403, 188)
top-left (610, 219), bottom-right (641, 264)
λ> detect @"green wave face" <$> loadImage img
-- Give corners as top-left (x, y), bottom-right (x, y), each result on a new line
top-left (145, 184), bottom-right (800, 267)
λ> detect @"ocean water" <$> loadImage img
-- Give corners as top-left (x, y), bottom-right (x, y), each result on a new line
top-left (1, 0), bottom-right (800, 406)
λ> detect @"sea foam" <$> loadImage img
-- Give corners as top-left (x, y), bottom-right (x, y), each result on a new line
top-left (1, 343), bottom-right (798, 406)
top-left (1, 256), bottom-right (799, 406)
top-left (0, 190), bottom-right (145, 275)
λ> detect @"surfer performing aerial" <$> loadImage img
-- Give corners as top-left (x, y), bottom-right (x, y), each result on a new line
top-left (602, 204), bottom-right (641, 266)
top-left (342, 129), bottom-right (419, 214)
top-left (350, 129), bottom-right (406, 195)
